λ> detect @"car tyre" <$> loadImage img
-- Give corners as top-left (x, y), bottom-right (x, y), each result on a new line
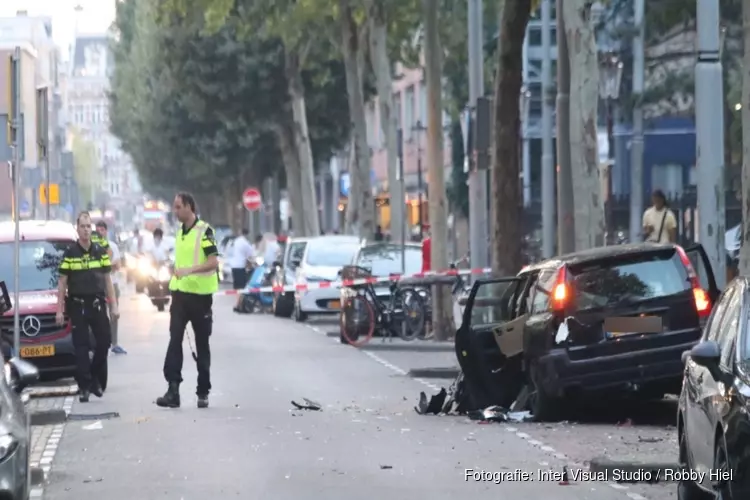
top-left (529, 362), bottom-right (562, 422)
top-left (712, 434), bottom-right (735, 500)
top-left (677, 426), bottom-right (712, 500)
top-left (293, 300), bottom-right (308, 322)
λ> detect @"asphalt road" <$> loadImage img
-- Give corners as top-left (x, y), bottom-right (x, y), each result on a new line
top-left (43, 293), bottom-right (678, 500)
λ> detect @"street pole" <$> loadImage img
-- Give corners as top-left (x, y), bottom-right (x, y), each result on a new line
top-left (37, 87), bottom-right (50, 221)
top-left (629, 0), bottom-right (645, 243)
top-left (467, 0), bottom-right (489, 270)
top-left (695, 0), bottom-right (726, 288)
top-left (415, 121), bottom-right (425, 239)
top-left (540, 0), bottom-right (555, 258)
top-left (9, 48), bottom-right (21, 356)
top-left (397, 128), bottom-right (405, 273)
top-left (555, 0), bottom-right (575, 254)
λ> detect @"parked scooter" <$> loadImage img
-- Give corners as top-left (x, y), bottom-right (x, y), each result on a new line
top-left (239, 258), bottom-right (274, 313)
top-left (148, 260), bottom-right (172, 311)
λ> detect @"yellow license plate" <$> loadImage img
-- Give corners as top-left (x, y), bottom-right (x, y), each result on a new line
top-left (20, 345), bottom-right (55, 358)
top-left (329, 300), bottom-right (341, 310)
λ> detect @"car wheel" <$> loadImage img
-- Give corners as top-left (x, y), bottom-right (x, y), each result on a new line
top-left (712, 434), bottom-right (735, 500)
top-left (677, 425), bottom-right (711, 500)
top-left (339, 312), bottom-right (349, 344)
top-left (529, 362), bottom-right (562, 422)
top-left (293, 300), bottom-right (308, 322)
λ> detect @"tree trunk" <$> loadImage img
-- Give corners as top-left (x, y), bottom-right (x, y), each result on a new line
top-left (339, 0), bottom-right (376, 240)
top-left (563, 0), bottom-right (605, 250)
top-left (368, 0), bottom-right (403, 242)
top-left (739, 0), bottom-right (750, 277)
top-left (274, 122), bottom-right (304, 235)
top-left (491, 0), bottom-right (531, 276)
top-left (286, 49), bottom-right (321, 237)
top-left (422, 0), bottom-right (453, 340)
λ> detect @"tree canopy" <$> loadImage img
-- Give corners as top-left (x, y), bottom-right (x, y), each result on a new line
top-left (109, 0), bottom-right (350, 221)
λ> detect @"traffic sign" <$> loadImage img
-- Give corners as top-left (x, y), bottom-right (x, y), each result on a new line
top-left (39, 183), bottom-right (59, 205)
top-left (242, 187), bottom-right (262, 211)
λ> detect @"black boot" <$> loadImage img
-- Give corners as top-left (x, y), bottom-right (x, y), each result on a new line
top-left (156, 382), bottom-right (180, 408)
top-left (90, 380), bottom-right (104, 398)
top-left (197, 394), bottom-right (209, 409)
top-left (79, 389), bottom-right (90, 403)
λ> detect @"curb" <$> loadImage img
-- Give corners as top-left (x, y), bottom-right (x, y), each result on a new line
top-left (589, 456), bottom-right (681, 483)
top-left (30, 409), bottom-right (67, 427)
top-left (407, 367), bottom-right (460, 379)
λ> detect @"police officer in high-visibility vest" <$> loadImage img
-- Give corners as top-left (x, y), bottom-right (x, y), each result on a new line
top-left (56, 212), bottom-right (119, 402)
top-left (156, 192), bottom-right (219, 409)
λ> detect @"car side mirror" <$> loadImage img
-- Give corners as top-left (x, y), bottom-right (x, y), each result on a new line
top-left (6, 357), bottom-right (39, 393)
top-left (688, 340), bottom-right (721, 370)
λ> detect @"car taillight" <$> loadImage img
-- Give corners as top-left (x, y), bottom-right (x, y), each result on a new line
top-left (675, 245), bottom-right (712, 317)
top-left (550, 267), bottom-right (569, 311)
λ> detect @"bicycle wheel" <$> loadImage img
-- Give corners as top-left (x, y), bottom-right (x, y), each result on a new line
top-left (396, 287), bottom-right (426, 341)
top-left (341, 295), bottom-right (375, 347)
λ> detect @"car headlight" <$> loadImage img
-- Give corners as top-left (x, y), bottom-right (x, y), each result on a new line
top-left (0, 433), bottom-right (17, 461)
top-left (138, 259), bottom-right (152, 275)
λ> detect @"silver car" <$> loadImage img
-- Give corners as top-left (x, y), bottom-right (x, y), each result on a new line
top-left (293, 236), bottom-right (361, 321)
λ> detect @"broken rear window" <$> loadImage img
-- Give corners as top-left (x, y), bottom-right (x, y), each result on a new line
top-left (569, 250), bottom-right (690, 310)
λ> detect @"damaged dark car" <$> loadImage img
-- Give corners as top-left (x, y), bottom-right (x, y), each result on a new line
top-left (455, 243), bottom-right (719, 421)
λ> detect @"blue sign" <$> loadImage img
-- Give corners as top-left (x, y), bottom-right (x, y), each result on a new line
top-left (19, 200), bottom-right (29, 213)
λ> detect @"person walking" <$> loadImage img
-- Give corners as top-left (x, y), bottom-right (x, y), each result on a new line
top-left (156, 192), bottom-right (219, 409)
top-left (96, 221), bottom-right (127, 355)
top-left (642, 189), bottom-right (677, 244)
top-left (230, 229), bottom-right (256, 313)
top-left (56, 212), bottom-right (118, 402)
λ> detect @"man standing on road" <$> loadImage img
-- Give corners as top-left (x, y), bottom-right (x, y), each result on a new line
top-left (56, 212), bottom-right (118, 402)
top-left (156, 192), bottom-right (219, 409)
top-left (96, 221), bottom-right (127, 355)
top-left (230, 229), bottom-right (256, 313)
top-left (642, 189), bottom-right (677, 244)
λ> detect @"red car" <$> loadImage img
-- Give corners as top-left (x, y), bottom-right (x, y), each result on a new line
top-left (0, 220), bottom-right (90, 382)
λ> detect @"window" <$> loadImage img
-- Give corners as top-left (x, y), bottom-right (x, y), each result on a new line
top-left (305, 241), bottom-right (360, 267)
top-left (405, 85), bottom-right (415, 140)
top-left (705, 286), bottom-right (736, 341)
top-left (530, 269), bottom-right (557, 313)
top-left (570, 250), bottom-right (691, 310)
top-left (0, 240), bottom-right (68, 292)
top-left (356, 245), bottom-right (422, 277)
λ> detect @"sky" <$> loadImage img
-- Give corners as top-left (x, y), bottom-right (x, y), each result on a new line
top-left (0, 0), bottom-right (115, 56)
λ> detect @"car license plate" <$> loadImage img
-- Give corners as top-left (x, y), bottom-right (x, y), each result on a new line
top-left (329, 300), bottom-right (340, 310)
top-left (20, 345), bottom-right (55, 358)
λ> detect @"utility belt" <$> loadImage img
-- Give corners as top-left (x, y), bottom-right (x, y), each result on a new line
top-left (67, 295), bottom-right (107, 314)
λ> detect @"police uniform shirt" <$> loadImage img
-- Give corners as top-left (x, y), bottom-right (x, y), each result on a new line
top-left (58, 241), bottom-right (112, 297)
top-left (181, 219), bottom-right (219, 260)
top-left (91, 233), bottom-right (110, 250)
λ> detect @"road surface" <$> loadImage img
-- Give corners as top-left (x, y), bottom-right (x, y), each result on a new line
top-left (40, 292), bottom-right (677, 499)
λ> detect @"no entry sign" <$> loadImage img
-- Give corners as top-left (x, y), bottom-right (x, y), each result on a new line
top-left (242, 188), bottom-right (262, 211)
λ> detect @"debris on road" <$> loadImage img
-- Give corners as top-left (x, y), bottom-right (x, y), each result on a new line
top-left (68, 412), bottom-right (120, 421)
top-left (82, 421), bottom-right (103, 430)
top-left (291, 398), bottom-right (322, 411)
top-left (379, 464), bottom-right (393, 470)
top-left (414, 388), bottom-right (446, 415)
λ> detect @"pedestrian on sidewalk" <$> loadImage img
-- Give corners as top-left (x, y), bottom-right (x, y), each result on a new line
top-left (156, 192), bottom-right (219, 409)
top-left (56, 212), bottom-right (118, 403)
top-left (230, 229), bottom-right (256, 313)
top-left (96, 220), bottom-right (127, 355)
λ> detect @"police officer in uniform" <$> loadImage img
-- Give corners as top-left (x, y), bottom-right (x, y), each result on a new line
top-left (156, 193), bottom-right (219, 409)
top-left (56, 212), bottom-right (119, 402)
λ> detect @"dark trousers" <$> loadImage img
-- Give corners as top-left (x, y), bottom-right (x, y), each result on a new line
top-left (68, 297), bottom-right (112, 390)
top-left (163, 291), bottom-right (213, 395)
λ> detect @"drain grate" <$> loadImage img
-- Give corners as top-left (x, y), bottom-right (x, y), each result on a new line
top-left (67, 412), bottom-right (120, 421)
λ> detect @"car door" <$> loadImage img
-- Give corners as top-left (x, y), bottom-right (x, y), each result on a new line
top-left (684, 243), bottom-right (721, 302)
top-left (523, 268), bottom-right (560, 357)
top-left (691, 283), bottom-right (739, 473)
top-left (456, 276), bottom-right (524, 409)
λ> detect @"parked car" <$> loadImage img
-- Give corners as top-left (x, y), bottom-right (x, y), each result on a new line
top-left (678, 276), bottom-right (750, 499)
top-left (456, 243), bottom-right (719, 421)
top-left (291, 235), bottom-right (361, 322)
top-left (271, 237), bottom-right (310, 318)
top-left (0, 221), bottom-right (81, 380)
top-left (339, 242), bottom-right (422, 339)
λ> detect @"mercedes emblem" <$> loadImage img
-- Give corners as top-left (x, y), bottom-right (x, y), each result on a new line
top-left (21, 315), bottom-right (42, 337)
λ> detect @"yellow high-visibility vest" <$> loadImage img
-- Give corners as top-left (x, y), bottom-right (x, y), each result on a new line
top-left (169, 220), bottom-right (219, 295)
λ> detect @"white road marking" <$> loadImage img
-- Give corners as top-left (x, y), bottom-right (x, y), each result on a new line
top-left (301, 321), bottom-right (655, 500)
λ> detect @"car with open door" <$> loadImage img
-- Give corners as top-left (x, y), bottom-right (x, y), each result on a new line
top-left (271, 237), bottom-right (310, 318)
top-left (677, 276), bottom-right (750, 500)
top-left (455, 243), bottom-right (719, 421)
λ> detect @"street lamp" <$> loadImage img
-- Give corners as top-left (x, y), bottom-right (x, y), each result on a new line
top-left (519, 85), bottom-right (532, 207)
top-left (599, 53), bottom-right (623, 244)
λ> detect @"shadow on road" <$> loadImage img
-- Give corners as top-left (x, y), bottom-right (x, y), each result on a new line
top-left (562, 396), bottom-right (678, 427)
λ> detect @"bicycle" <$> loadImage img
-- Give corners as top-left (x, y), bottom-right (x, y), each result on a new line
top-left (339, 265), bottom-right (427, 347)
